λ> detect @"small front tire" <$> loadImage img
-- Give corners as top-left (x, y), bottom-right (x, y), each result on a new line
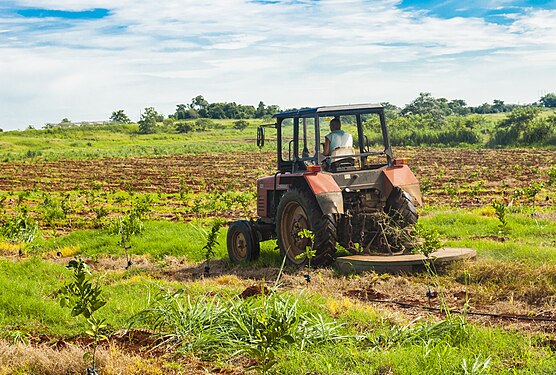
top-left (227, 220), bottom-right (260, 263)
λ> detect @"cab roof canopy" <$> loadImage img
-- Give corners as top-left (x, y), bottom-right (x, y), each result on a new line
top-left (273, 103), bottom-right (384, 119)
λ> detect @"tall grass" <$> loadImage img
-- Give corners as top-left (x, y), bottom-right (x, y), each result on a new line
top-left (131, 287), bottom-right (348, 372)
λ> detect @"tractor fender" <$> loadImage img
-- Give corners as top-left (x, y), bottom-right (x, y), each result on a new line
top-left (280, 172), bottom-right (344, 215)
top-left (382, 165), bottom-right (423, 206)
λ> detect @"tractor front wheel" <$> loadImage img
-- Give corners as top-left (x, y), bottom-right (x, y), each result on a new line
top-left (227, 220), bottom-right (260, 263)
top-left (276, 188), bottom-right (336, 267)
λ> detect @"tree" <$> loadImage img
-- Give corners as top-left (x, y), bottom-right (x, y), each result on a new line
top-left (138, 107), bottom-right (159, 134)
top-left (540, 93), bottom-right (556, 108)
top-left (448, 99), bottom-right (470, 116)
top-left (492, 99), bottom-right (508, 113)
top-left (191, 95), bottom-right (209, 117)
top-left (233, 120), bottom-right (249, 131)
top-left (110, 110), bottom-right (131, 123)
top-left (194, 118), bottom-right (214, 131)
top-left (380, 102), bottom-right (401, 112)
top-left (255, 101), bottom-right (266, 118)
top-left (265, 104), bottom-right (281, 117)
top-left (491, 106), bottom-right (541, 146)
top-left (174, 104), bottom-right (188, 120)
top-left (401, 93), bottom-right (449, 125)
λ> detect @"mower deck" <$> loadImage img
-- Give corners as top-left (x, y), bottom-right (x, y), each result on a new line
top-left (335, 247), bottom-right (476, 274)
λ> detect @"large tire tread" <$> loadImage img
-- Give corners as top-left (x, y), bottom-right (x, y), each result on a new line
top-left (276, 188), bottom-right (336, 267)
top-left (386, 187), bottom-right (418, 227)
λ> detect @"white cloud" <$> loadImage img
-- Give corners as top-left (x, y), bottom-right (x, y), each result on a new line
top-left (0, 0), bottom-right (556, 129)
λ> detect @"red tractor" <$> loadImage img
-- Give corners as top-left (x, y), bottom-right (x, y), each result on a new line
top-left (227, 103), bottom-right (422, 266)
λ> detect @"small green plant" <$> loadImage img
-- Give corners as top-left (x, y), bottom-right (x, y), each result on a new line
top-left (0, 210), bottom-right (39, 246)
top-left (295, 229), bottom-right (316, 276)
top-left (58, 258), bottom-right (107, 375)
top-left (179, 177), bottom-right (187, 200)
top-left (39, 193), bottom-right (66, 228)
top-left (108, 199), bottom-right (149, 269)
top-left (197, 219), bottom-right (225, 275)
top-left (203, 219), bottom-right (224, 262)
top-left (469, 180), bottom-right (485, 198)
top-left (412, 223), bottom-right (448, 313)
top-left (419, 177), bottom-right (432, 195)
top-left (492, 200), bottom-right (510, 237)
top-left (461, 355), bottom-right (491, 375)
top-left (413, 223), bottom-right (442, 258)
top-left (443, 183), bottom-right (459, 204)
top-left (548, 166), bottom-right (556, 186)
top-left (523, 181), bottom-right (544, 208)
top-left (16, 190), bottom-right (31, 206)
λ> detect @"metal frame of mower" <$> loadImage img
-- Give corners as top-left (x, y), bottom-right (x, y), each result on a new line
top-left (227, 103), bottom-right (422, 267)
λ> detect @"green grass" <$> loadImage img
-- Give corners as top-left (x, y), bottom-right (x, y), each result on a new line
top-left (37, 220), bottom-right (229, 261)
top-left (0, 120), bottom-right (274, 161)
top-left (420, 207), bottom-right (556, 263)
top-left (1, 205), bottom-right (555, 373)
top-left (30, 206), bottom-right (556, 265)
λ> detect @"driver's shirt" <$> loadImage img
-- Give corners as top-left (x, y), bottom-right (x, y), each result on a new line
top-left (326, 130), bottom-right (353, 152)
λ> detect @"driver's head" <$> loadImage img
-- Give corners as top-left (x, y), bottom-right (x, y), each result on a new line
top-left (329, 118), bottom-right (341, 131)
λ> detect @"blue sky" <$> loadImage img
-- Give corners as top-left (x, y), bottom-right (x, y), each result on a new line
top-left (1, 0), bottom-right (556, 129)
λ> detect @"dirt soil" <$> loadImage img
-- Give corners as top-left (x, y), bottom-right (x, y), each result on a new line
top-left (0, 148), bottom-right (554, 208)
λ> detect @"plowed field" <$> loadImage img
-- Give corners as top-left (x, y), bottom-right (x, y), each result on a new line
top-left (1, 148), bottom-right (554, 208)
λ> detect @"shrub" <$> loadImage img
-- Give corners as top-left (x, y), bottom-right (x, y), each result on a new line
top-left (0, 211), bottom-right (39, 243)
top-left (233, 120), bottom-right (249, 131)
top-left (175, 121), bottom-right (193, 133)
top-left (194, 118), bottom-right (215, 131)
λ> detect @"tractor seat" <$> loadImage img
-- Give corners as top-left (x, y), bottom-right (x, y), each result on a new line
top-left (329, 146), bottom-right (356, 172)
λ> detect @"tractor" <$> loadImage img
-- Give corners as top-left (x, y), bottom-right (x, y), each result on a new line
top-left (227, 103), bottom-right (422, 267)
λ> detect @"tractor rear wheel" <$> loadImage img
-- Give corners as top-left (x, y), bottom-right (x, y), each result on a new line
top-left (385, 187), bottom-right (418, 227)
top-left (276, 188), bottom-right (336, 267)
top-left (227, 220), bottom-right (260, 263)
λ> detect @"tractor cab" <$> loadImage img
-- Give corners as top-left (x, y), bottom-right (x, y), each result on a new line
top-left (257, 103), bottom-right (393, 174)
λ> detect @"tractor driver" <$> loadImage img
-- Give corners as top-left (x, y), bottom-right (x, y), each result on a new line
top-left (322, 118), bottom-right (353, 168)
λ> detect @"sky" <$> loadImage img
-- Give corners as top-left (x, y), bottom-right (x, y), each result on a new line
top-left (1, 0), bottom-right (556, 130)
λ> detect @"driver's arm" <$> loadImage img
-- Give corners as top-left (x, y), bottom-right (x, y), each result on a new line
top-left (323, 137), bottom-right (331, 156)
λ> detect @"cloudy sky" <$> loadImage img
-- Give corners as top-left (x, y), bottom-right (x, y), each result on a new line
top-left (1, 0), bottom-right (556, 130)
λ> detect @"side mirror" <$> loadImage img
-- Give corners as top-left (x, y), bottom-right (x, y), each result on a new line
top-left (257, 126), bottom-right (265, 148)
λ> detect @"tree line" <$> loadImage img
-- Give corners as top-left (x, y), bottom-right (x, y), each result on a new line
top-left (363, 93), bottom-right (556, 147)
top-left (32, 92), bottom-right (556, 147)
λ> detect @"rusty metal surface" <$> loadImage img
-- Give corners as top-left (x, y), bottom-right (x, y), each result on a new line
top-left (335, 247), bottom-right (477, 274)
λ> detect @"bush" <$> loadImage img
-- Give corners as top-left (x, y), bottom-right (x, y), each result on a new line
top-left (175, 121), bottom-right (194, 133)
top-left (365, 114), bottom-right (483, 147)
top-left (490, 107), bottom-right (555, 146)
top-left (194, 118), bottom-right (215, 131)
top-left (233, 120), bottom-right (249, 131)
